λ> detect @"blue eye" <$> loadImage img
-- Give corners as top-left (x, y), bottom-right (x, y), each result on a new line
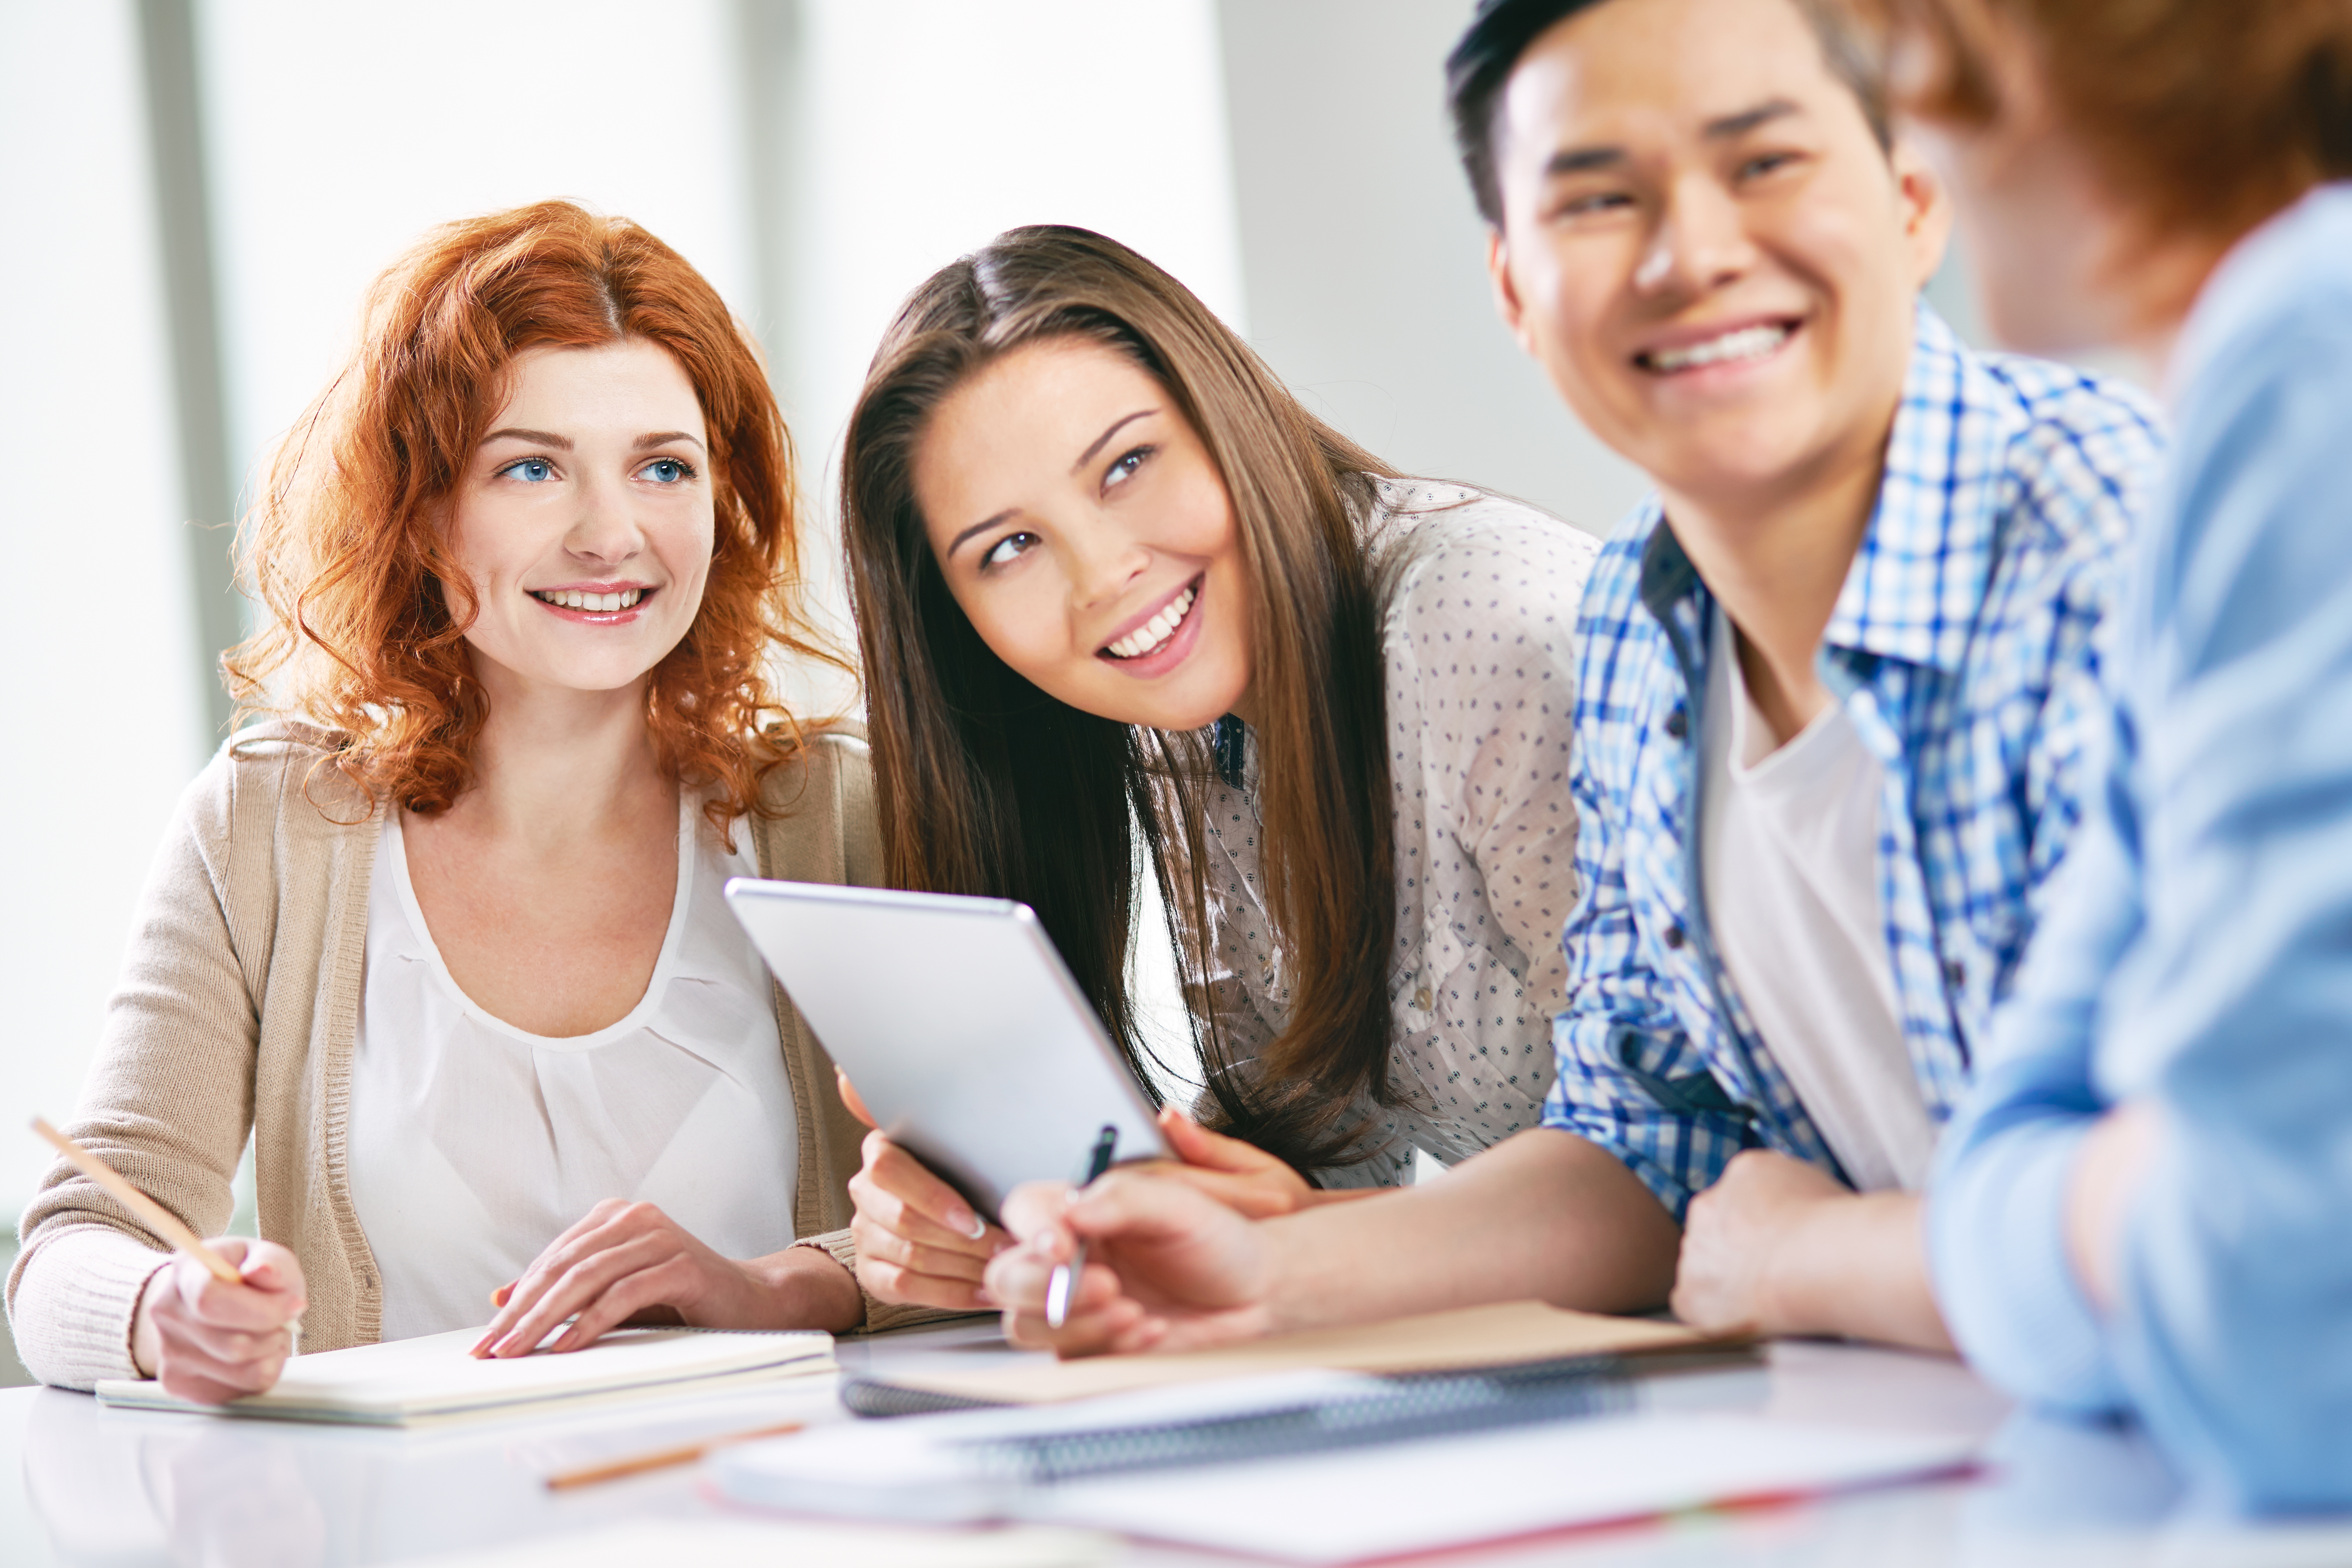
top-left (502, 457), bottom-right (556, 483)
top-left (1105, 446), bottom-right (1153, 488)
top-left (981, 532), bottom-right (1039, 570)
top-left (641, 457), bottom-right (695, 483)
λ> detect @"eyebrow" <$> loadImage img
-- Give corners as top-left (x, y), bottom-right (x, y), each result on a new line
top-left (1074, 408), bottom-right (1156, 474)
top-left (1546, 145), bottom-right (1626, 177)
top-left (478, 428), bottom-right (706, 452)
top-left (1704, 98), bottom-right (1800, 139)
top-left (1543, 98), bottom-right (1804, 178)
top-left (946, 508), bottom-right (1018, 560)
top-left (481, 427), bottom-right (572, 450)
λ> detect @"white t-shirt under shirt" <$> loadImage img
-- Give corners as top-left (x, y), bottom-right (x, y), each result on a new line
top-left (1698, 609), bottom-right (1937, 1193)
top-left (347, 797), bottom-right (797, 1341)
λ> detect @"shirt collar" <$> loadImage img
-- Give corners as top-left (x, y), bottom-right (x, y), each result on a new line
top-left (1822, 305), bottom-right (2012, 673)
top-left (1638, 307), bottom-right (2012, 677)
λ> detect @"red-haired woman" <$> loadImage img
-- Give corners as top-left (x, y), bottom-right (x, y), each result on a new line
top-left (8, 202), bottom-right (875, 1404)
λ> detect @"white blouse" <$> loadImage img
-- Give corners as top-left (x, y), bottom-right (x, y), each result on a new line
top-left (347, 797), bottom-right (797, 1341)
top-left (1199, 479), bottom-right (1597, 1186)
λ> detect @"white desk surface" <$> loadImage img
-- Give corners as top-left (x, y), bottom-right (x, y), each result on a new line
top-left (4, 1319), bottom-right (2345, 1567)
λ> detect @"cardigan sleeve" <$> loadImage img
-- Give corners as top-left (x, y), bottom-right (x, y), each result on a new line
top-left (7, 755), bottom-right (259, 1389)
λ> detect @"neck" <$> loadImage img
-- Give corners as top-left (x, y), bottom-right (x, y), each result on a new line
top-left (449, 657), bottom-right (672, 844)
top-left (1659, 409), bottom-right (1892, 748)
top-left (2122, 224), bottom-right (2246, 390)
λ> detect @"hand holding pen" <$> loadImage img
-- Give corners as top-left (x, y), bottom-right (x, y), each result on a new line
top-left (989, 1149), bottom-right (1281, 1358)
top-left (1046, 1124), bottom-right (1122, 1329)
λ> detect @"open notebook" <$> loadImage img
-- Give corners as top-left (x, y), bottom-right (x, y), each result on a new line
top-left (95, 1325), bottom-right (835, 1427)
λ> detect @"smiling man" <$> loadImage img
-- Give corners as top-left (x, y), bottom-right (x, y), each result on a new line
top-left (976, 0), bottom-right (2164, 1356)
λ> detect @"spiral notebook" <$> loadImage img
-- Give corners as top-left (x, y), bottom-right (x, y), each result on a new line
top-left (95, 1325), bottom-right (835, 1427)
top-left (713, 1363), bottom-right (1978, 1562)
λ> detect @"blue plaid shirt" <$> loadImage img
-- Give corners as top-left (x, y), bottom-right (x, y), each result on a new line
top-left (1543, 309), bottom-right (2165, 1215)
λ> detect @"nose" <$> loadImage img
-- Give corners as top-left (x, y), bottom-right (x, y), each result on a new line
top-left (563, 469), bottom-right (646, 567)
top-left (1633, 172), bottom-right (1757, 300)
top-left (1067, 519), bottom-right (1152, 612)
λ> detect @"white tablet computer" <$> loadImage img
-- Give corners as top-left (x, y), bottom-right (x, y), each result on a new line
top-left (723, 878), bottom-right (1169, 1220)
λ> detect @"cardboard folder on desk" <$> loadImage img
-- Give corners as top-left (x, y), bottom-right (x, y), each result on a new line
top-left (95, 1325), bottom-right (834, 1428)
top-left (842, 1298), bottom-right (1731, 1412)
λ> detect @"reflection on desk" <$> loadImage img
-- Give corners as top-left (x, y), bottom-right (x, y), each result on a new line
top-left (6, 1322), bottom-right (2352, 1568)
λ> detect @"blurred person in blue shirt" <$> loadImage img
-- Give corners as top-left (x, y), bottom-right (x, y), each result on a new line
top-left (1857, 0), bottom-right (2352, 1511)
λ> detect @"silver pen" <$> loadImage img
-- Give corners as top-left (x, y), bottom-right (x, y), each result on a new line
top-left (1045, 1123), bottom-right (1120, 1330)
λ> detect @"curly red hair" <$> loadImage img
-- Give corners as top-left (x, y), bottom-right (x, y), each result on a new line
top-left (227, 200), bottom-right (842, 835)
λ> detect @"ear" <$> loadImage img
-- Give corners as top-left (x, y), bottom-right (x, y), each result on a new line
top-left (1889, 136), bottom-right (1956, 294)
top-left (1485, 227), bottom-right (1541, 359)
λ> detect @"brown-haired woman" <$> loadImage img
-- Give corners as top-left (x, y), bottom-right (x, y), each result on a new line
top-left (838, 225), bottom-right (1597, 1313)
top-left (1850, 0), bottom-right (2352, 1509)
top-left (8, 201), bottom-right (878, 1403)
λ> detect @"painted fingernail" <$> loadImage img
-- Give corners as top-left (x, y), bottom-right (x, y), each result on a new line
top-left (947, 1205), bottom-right (984, 1241)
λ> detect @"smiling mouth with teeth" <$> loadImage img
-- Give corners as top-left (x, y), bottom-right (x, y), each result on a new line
top-left (1636, 321), bottom-right (1795, 374)
top-left (530, 587), bottom-right (647, 612)
top-left (1102, 581), bottom-right (1199, 661)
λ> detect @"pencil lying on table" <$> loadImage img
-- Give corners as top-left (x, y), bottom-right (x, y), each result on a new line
top-left (543, 1421), bottom-right (807, 1490)
top-left (30, 1116), bottom-right (243, 1285)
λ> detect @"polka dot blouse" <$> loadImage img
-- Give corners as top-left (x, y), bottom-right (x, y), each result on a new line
top-left (1198, 479), bottom-right (1598, 1188)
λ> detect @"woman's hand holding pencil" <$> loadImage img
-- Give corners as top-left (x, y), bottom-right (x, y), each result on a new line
top-left (32, 1117), bottom-right (307, 1405)
top-left (131, 1235), bottom-right (307, 1403)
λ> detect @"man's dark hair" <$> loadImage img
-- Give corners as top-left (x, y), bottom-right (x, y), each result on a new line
top-left (1446, 0), bottom-right (1893, 225)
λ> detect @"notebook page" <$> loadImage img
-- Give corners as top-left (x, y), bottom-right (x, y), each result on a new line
top-left (95, 1326), bottom-right (833, 1422)
top-left (1037, 1411), bottom-right (1976, 1562)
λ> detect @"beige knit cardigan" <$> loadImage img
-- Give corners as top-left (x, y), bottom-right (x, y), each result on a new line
top-left (7, 720), bottom-right (940, 1391)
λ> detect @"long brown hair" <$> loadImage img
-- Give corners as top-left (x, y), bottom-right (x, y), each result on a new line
top-left (226, 200), bottom-right (844, 835)
top-left (842, 226), bottom-right (1399, 1173)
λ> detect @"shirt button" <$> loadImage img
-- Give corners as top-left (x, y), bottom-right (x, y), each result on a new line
top-left (1664, 925), bottom-right (1686, 950)
top-left (1944, 958), bottom-right (1967, 989)
top-left (1664, 709), bottom-right (1688, 740)
top-left (1414, 987), bottom-right (1434, 1011)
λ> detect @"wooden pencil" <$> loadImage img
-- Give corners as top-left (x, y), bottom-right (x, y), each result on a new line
top-left (543, 1421), bottom-right (807, 1490)
top-left (30, 1117), bottom-right (243, 1285)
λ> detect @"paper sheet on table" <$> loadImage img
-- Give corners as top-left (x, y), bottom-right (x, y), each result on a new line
top-left (392, 1520), bottom-right (1116, 1568)
top-left (715, 1370), bottom-right (1978, 1564)
top-left (1037, 1410), bottom-right (1977, 1562)
top-left (94, 1325), bottom-right (833, 1427)
top-left (867, 1299), bottom-right (1718, 1405)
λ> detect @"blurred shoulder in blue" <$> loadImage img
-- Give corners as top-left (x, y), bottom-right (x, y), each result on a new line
top-left (1931, 182), bottom-right (2352, 1512)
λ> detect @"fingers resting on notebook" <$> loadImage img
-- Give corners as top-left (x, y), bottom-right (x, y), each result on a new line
top-left (473, 1199), bottom-right (753, 1359)
top-left (132, 1236), bottom-right (306, 1404)
top-left (848, 1128), bottom-right (1011, 1311)
top-left (987, 1169), bottom-right (1276, 1356)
